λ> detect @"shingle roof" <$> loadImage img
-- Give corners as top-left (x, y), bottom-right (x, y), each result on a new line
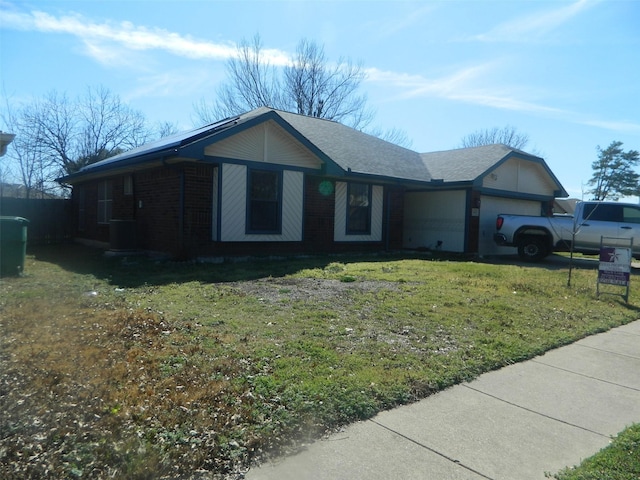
top-left (58, 116), bottom-right (242, 179)
top-left (421, 144), bottom-right (528, 182)
top-left (58, 107), bottom-right (565, 197)
top-left (420, 144), bottom-right (568, 197)
top-left (274, 109), bottom-right (431, 182)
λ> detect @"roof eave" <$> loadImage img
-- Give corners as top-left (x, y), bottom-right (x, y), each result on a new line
top-left (56, 148), bottom-right (179, 184)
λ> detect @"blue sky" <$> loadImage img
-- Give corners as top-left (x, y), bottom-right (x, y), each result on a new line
top-left (1, 0), bottom-right (639, 199)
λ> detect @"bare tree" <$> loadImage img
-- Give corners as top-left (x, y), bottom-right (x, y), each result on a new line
top-left (195, 35), bottom-right (284, 123)
top-left (194, 35), bottom-right (375, 131)
top-left (283, 39), bottom-right (372, 129)
top-left (460, 125), bottom-right (530, 150)
top-left (2, 87), bottom-right (151, 187)
top-left (154, 120), bottom-right (181, 139)
top-left (2, 97), bottom-right (59, 198)
top-left (76, 86), bottom-right (148, 169)
top-left (366, 126), bottom-right (413, 149)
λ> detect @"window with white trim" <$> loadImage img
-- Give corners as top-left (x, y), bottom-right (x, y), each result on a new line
top-left (247, 169), bottom-right (281, 233)
top-left (347, 183), bottom-right (371, 234)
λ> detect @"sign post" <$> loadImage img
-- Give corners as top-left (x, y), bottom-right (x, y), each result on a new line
top-left (597, 237), bottom-right (632, 303)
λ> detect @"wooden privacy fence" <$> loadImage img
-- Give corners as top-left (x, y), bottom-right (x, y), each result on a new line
top-left (0, 198), bottom-right (73, 244)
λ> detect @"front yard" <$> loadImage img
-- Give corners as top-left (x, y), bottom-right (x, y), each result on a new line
top-left (1, 245), bottom-right (638, 479)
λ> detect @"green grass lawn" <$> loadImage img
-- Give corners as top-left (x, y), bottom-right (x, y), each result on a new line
top-left (552, 424), bottom-right (640, 480)
top-left (1, 245), bottom-right (638, 479)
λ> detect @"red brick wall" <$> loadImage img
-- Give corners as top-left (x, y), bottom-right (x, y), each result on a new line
top-left (72, 167), bottom-right (406, 258)
top-left (112, 176), bottom-right (136, 220)
top-left (72, 181), bottom-right (108, 244)
top-left (134, 167), bottom-right (181, 255)
top-left (183, 165), bottom-right (214, 256)
top-left (304, 176), bottom-right (336, 253)
top-left (386, 185), bottom-right (405, 250)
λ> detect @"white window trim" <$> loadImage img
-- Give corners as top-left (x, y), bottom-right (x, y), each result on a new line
top-left (334, 181), bottom-right (383, 242)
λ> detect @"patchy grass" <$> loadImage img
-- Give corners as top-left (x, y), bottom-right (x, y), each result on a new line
top-left (1, 245), bottom-right (639, 479)
top-left (551, 424), bottom-right (640, 479)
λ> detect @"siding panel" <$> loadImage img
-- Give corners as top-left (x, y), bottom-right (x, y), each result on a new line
top-left (211, 166), bottom-right (219, 240)
top-left (334, 182), bottom-right (383, 242)
top-left (403, 190), bottom-right (466, 252)
top-left (219, 164), bottom-right (303, 242)
top-left (483, 158), bottom-right (556, 196)
top-left (205, 121), bottom-right (322, 170)
top-left (220, 164), bottom-right (247, 241)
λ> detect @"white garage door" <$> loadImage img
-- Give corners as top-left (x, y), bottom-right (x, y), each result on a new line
top-left (479, 196), bottom-right (542, 256)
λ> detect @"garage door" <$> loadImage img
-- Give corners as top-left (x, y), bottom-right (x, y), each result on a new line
top-left (478, 196), bottom-right (542, 256)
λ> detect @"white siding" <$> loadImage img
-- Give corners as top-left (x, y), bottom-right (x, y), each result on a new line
top-left (218, 163), bottom-right (303, 242)
top-left (483, 158), bottom-right (557, 196)
top-left (280, 170), bottom-right (304, 241)
top-left (403, 191), bottom-right (466, 252)
top-left (220, 164), bottom-right (247, 241)
top-left (211, 166), bottom-right (219, 240)
top-left (479, 196), bottom-right (542, 256)
top-left (205, 120), bottom-right (322, 170)
top-left (334, 182), bottom-right (383, 242)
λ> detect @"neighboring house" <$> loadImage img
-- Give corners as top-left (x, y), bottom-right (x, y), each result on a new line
top-left (553, 198), bottom-right (579, 215)
top-left (57, 107), bottom-right (567, 259)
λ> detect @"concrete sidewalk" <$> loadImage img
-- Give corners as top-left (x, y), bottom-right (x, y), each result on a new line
top-left (246, 321), bottom-right (640, 480)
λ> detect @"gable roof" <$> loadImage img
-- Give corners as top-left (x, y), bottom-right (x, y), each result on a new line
top-left (57, 107), bottom-right (566, 197)
top-left (273, 109), bottom-right (430, 182)
top-left (58, 115), bottom-right (243, 180)
top-left (421, 144), bottom-right (538, 182)
top-left (58, 107), bottom-right (431, 184)
top-left (421, 144), bottom-right (568, 196)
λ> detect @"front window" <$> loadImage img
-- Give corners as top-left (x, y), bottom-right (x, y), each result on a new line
top-left (347, 183), bottom-right (371, 234)
top-left (248, 169), bottom-right (281, 233)
top-left (97, 180), bottom-right (113, 224)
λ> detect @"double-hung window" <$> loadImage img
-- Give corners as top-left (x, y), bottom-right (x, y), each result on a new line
top-left (248, 169), bottom-right (281, 233)
top-left (97, 180), bottom-right (113, 224)
top-left (347, 183), bottom-right (371, 234)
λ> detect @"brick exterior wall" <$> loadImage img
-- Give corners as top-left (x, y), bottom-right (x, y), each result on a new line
top-left (72, 166), bottom-right (406, 259)
top-left (304, 176), bottom-right (337, 253)
top-left (387, 185), bottom-right (405, 250)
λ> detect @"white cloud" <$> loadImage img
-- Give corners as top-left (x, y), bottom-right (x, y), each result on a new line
top-left (367, 63), bottom-right (637, 138)
top-left (1, 8), bottom-right (290, 65)
top-left (473, 0), bottom-right (599, 42)
top-left (365, 63), bottom-right (556, 113)
top-left (579, 118), bottom-right (640, 134)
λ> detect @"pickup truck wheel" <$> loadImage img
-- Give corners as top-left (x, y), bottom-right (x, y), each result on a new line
top-left (517, 237), bottom-right (548, 262)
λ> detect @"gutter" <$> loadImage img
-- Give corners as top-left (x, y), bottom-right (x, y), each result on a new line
top-left (56, 147), bottom-right (179, 184)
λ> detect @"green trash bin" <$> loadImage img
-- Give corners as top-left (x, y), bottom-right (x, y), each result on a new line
top-left (0, 216), bottom-right (30, 276)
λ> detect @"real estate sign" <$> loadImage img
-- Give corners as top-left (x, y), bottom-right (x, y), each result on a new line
top-left (598, 247), bottom-right (631, 286)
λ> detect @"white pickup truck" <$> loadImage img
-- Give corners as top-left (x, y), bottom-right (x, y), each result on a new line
top-left (494, 201), bottom-right (640, 261)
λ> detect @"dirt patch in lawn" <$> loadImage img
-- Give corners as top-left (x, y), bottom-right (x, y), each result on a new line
top-left (229, 277), bottom-right (400, 304)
